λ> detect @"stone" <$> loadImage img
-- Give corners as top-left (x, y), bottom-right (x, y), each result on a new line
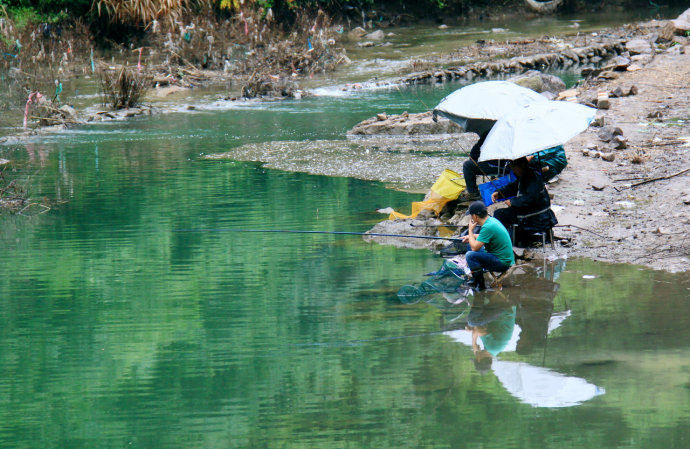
top-left (348, 27), bottom-right (367, 38)
top-left (509, 70), bottom-right (566, 95)
top-left (658, 8), bottom-right (690, 41)
top-left (357, 41), bottom-right (375, 48)
top-left (596, 92), bottom-right (610, 109)
top-left (600, 152), bottom-right (616, 162)
top-left (591, 183), bottom-right (607, 191)
top-left (364, 30), bottom-right (384, 40)
top-left (590, 116), bottom-right (605, 127)
top-left (598, 71), bottom-right (619, 80)
top-left (608, 55), bottom-right (631, 70)
top-left (347, 111), bottom-right (464, 135)
top-left (625, 38), bottom-right (653, 55)
top-left (610, 86), bottom-right (625, 98)
top-left (58, 105), bottom-right (78, 120)
top-left (612, 136), bottom-right (628, 149)
top-left (629, 85), bottom-right (638, 96)
top-left (0, 158), bottom-right (10, 166)
top-left (556, 88), bottom-right (579, 101)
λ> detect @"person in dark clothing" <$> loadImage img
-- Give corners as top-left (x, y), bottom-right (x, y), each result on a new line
top-left (458, 131), bottom-right (510, 202)
top-left (490, 157), bottom-right (557, 245)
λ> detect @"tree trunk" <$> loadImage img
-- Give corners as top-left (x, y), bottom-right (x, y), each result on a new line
top-left (524, 0), bottom-right (564, 14)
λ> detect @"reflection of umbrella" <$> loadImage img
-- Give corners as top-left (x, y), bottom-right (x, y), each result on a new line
top-left (492, 360), bottom-right (605, 408)
top-left (433, 81), bottom-right (548, 134)
top-left (478, 101), bottom-right (596, 162)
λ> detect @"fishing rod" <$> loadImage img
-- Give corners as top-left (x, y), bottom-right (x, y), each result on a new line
top-left (174, 228), bottom-right (465, 242)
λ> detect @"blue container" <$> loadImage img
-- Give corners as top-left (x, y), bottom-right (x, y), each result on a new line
top-left (478, 173), bottom-right (516, 206)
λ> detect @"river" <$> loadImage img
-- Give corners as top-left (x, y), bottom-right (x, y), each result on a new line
top-left (1, 8), bottom-right (689, 449)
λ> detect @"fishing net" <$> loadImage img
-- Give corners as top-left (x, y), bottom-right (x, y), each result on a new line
top-left (389, 169), bottom-right (466, 220)
top-left (397, 256), bottom-right (472, 304)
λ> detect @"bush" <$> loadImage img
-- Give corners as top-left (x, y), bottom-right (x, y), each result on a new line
top-left (99, 66), bottom-right (152, 109)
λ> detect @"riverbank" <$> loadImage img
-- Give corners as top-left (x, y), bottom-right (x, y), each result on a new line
top-left (2, 11), bottom-right (688, 272)
top-left (204, 16), bottom-right (689, 272)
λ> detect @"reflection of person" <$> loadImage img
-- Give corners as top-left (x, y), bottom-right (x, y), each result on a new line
top-left (466, 297), bottom-right (517, 373)
top-left (461, 201), bottom-right (515, 290)
top-left (491, 157), bottom-right (556, 245)
top-left (458, 131), bottom-right (510, 202)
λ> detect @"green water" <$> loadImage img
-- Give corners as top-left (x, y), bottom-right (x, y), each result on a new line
top-left (1, 87), bottom-right (689, 449)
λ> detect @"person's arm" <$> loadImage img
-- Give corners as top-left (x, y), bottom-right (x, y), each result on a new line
top-left (466, 219), bottom-right (485, 251)
top-left (491, 179), bottom-right (519, 203)
top-left (508, 175), bottom-right (544, 209)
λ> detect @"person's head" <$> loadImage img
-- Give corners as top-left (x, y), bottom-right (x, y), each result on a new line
top-left (473, 349), bottom-right (493, 374)
top-left (510, 157), bottom-right (530, 177)
top-left (466, 200), bottom-right (488, 221)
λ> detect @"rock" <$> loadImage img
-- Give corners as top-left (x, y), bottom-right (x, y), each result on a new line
top-left (590, 116), bottom-right (605, 127)
top-left (509, 70), bottom-right (566, 94)
top-left (599, 127), bottom-right (623, 142)
top-left (625, 38), bottom-right (653, 55)
top-left (556, 88), bottom-right (579, 101)
top-left (58, 105), bottom-right (78, 120)
top-left (658, 8), bottom-right (690, 41)
top-left (347, 111), bottom-right (464, 135)
top-left (591, 182), bottom-right (607, 191)
top-left (606, 55), bottom-right (631, 70)
top-left (596, 92), bottom-right (610, 109)
top-left (155, 85), bottom-right (188, 97)
top-left (600, 152), bottom-right (616, 162)
top-left (682, 196), bottom-right (690, 205)
top-left (598, 70), bottom-right (619, 80)
top-left (655, 227), bottom-right (672, 235)
top-left (358, 41), bottom-right (375, 48)
top-left (438, 24), bottom-right (448, 29)
top-left (612, 136), bottom-right (628, 149)
top-left (0, 158), bottom-right (10, 166)
top-left (628, 85), bottom-right (638, 96)
top-left (348, 27), bottom-right (367, 38)
top-left (364, 30), bottom-right (384, 40)
top-left (513, 247), bottom-right (525, 258)
top-left (610, 86), bottom-right (625, 98)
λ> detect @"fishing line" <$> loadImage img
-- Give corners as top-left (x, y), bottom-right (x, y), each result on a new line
top-left (173, 228), bottom-right (466, 241)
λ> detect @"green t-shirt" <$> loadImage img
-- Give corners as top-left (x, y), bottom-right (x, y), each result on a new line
top-left (480, 305), bottom-right (517, 356)
top-left (477, 216), bottom-right (515, 266)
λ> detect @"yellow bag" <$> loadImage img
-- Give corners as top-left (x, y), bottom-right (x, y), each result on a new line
top-left (431, 169), bottom-right (465, 200)
top-left (388, 170), bottom-right (466, 220)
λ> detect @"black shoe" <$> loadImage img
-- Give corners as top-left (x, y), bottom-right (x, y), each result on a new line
top-left (468, 270), bottom-right (486, 290)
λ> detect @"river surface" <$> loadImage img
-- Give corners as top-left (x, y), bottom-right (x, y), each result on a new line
top-left (1, 9), bottom-right (690, 449)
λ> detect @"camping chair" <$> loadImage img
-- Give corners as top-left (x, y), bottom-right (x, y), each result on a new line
top-left (511, 224), bottom-right (555, 253)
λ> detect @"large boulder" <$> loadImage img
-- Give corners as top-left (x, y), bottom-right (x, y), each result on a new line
top-left (625, 38), bottom-right (653, 55)
top-left (658, 8), bottom-right (690, 41)
top-left (509, 70), bottom-right (566, 95)
top-left (347, 111), bottom-right (463, 135)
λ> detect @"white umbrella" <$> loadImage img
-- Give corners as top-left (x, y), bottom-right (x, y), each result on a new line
top-left (478, 101), bottom-right (596, 162)
top-left (433, 81), bottom-right (548, 134)
top-left (492, 360), bottom-right (605, 408)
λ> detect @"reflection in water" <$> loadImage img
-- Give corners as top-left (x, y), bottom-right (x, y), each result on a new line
top-left (401, 258), bottom-right (606, 408)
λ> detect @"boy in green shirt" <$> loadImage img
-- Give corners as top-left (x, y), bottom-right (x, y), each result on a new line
top-left (460, 201), bottom-right (515, 290)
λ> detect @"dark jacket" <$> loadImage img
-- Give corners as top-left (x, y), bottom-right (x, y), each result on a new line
top-left (498, 168), bottom-right (557, 233)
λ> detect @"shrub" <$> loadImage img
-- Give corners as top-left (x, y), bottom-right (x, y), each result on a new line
top-left (99, 66), bottom-right (152, 109)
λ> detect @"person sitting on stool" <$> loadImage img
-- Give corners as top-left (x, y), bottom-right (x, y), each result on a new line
top-left (491, 157), bottom-right (557, 246)
top-left (460, 201), bottom-right (515, 290)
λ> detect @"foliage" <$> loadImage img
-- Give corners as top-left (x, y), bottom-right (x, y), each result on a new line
top-left (99, 65), bottom-right (152, 109)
